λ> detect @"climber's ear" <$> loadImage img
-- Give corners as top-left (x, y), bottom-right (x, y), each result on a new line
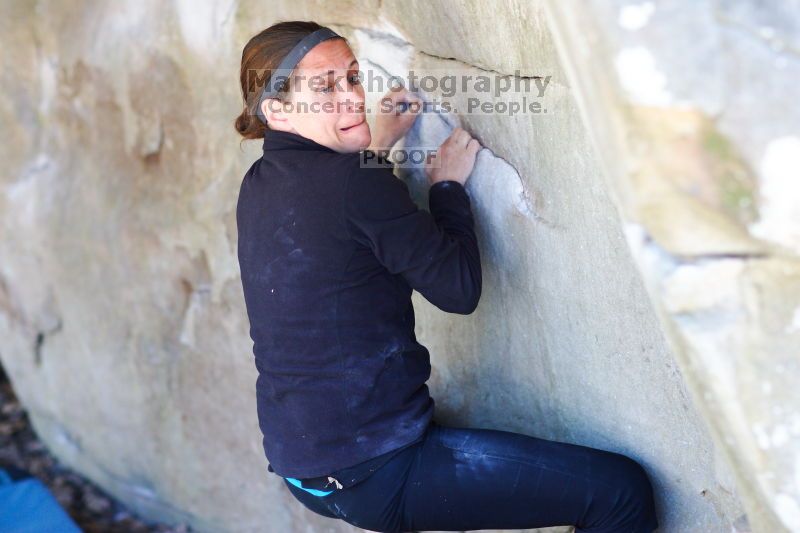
top-left (262, 97), bottom-right (292, 131)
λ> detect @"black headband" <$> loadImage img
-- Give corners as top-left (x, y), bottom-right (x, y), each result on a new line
top-left (255, 27), bottom-right (343, 124)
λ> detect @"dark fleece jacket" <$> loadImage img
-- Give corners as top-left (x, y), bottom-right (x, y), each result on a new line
top-left (236, 127), bottom-right (481, 479)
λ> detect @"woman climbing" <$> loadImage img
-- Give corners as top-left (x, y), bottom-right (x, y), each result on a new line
top-left (234, 20), bottom-right (658, 533)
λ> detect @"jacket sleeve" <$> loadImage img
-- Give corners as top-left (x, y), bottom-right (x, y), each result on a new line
top-left (344, 162), bottom-right (482, 314)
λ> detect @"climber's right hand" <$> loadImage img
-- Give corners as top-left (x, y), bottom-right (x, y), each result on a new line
top-left (425, 127), bottom-right (481, 187)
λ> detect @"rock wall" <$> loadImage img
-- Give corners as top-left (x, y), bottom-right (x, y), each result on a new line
top-left (0, 1), bottom-right (795, 532)
top-left (543, 2), bottom-right (800, 531)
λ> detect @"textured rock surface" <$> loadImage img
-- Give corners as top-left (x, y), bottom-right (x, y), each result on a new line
top-left (0, 0), bottom-right (795, 532)
top-left (543, 2), bottom-right (800, 531)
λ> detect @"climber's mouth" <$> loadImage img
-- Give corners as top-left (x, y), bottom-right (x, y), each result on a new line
top-left (340, 119), bottom-right (366, 133)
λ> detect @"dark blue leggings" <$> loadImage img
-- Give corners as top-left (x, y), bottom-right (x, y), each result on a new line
top-left (283, 420), bottom-right (659, 532)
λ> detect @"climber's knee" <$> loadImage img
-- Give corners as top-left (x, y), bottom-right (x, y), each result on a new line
top-left (582, 453), bottom-right (659, 533)
top-left (609, 455), bottom-right (658, 532)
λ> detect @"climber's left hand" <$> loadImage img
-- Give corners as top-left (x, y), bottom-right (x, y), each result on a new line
top-left (368, 87), bottom-right (422, 150)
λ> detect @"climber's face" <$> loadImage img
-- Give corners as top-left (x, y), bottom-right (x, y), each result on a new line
top-left (260, 38), bottom-right (371, 153)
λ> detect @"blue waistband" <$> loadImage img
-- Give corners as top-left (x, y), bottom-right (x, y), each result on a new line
top-left (284, 477), bottom-right (334, 497)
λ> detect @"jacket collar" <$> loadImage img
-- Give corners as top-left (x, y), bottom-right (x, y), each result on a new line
top-left (262, 128), bottom-right (338, 154)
